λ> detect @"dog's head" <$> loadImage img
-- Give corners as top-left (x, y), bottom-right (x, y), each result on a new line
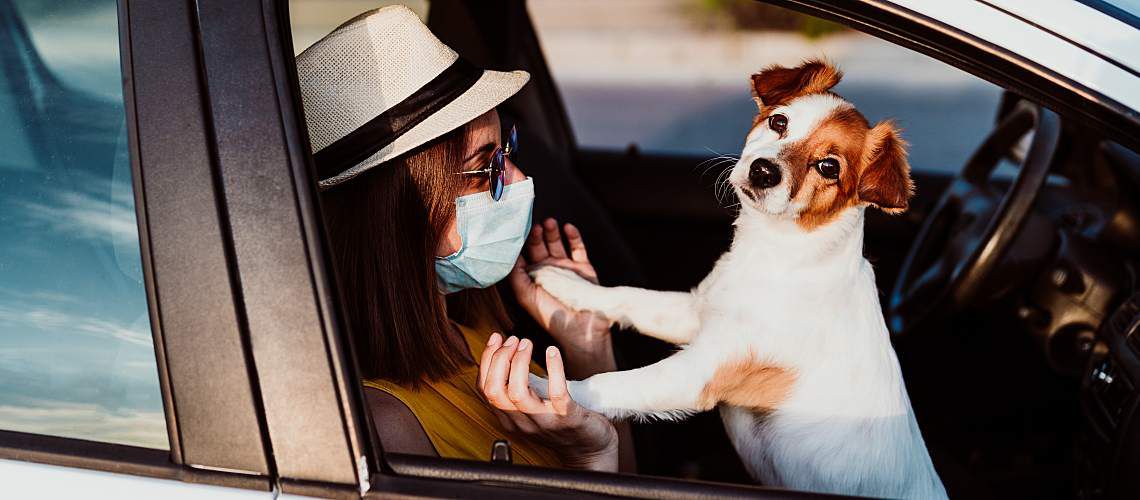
top-left (730, 59), bottom-right (913, 229)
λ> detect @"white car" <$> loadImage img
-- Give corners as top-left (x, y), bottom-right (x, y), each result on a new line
top-left (1, 0), bottom-right (1136, 498)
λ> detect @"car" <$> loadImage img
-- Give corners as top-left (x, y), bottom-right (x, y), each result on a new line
top-left (0, 0), bottom-right (1137, 498)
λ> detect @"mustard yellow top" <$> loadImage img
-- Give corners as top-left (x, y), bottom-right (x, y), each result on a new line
top-left (364, 322), bottom-right (563, 468)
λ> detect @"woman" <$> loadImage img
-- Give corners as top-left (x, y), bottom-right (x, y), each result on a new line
top-left (296, 6), bottom-right (633, 472)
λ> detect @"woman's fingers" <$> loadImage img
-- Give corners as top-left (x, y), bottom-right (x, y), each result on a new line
top-left (542, 218), bottom-right (569, 259)
top-left (477, 332), bottom-right (502, 389)
top-left (525, 224), bottom-right (549, 262)
top-left (481, 336), bottom-right (519, 408)
top-left (544, 346), bottom-right (573, 416)
top-left (506, 339), bottom-right (547, 413)
top-left (563, 223), bottom-right (590, 263)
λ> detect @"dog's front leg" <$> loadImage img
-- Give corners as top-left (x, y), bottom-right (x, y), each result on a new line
top-left (531, 345), bottom-right (718, 421)
top-left (530, 266), bottom-right (699, 345)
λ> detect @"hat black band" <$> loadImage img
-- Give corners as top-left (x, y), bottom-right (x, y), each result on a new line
top-left (314, 57), bottom-right (483, 183)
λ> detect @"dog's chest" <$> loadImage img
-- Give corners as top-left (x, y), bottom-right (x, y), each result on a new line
top-left (697, 261), bottom-right (859, 328)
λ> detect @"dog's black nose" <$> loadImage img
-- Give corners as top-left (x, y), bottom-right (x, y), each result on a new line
top-left (749, 158), bottom-right (782, 189)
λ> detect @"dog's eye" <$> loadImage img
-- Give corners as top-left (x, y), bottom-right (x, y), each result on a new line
top-left (816, 158), bottom-right (841, 179)
top-left (768, 114), bottom-right (788, 135)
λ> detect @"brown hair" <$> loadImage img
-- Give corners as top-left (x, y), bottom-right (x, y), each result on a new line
top-left (321, 123), bottom-right (512, 385)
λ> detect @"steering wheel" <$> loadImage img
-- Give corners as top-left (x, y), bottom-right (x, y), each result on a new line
top-left (887, 101), bottom-right (1061, 336)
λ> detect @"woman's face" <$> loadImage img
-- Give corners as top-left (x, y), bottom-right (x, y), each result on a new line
top-left (435, 110), bottom-right (527, 257)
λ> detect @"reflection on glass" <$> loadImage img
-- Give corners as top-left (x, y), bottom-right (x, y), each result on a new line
top-left (0, 0), bottom-right (166, 449)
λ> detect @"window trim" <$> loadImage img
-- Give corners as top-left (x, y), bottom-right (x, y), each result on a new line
top-left (193, 0), bottom-right (370, 491)
top-left (123, 0), bottom-right (273, 478)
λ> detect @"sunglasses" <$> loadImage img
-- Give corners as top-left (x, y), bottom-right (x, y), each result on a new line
top-left (457, 125), bottom-right (518, 201)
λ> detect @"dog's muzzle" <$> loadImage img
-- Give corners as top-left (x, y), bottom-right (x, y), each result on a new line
top-left (749, 158), bottom-right (782, 189)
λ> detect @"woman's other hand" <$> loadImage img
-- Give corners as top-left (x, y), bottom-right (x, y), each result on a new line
top-left (508, 218), bottom-right (615, 378)
top-left (478, 333), bottom-right (618, 472)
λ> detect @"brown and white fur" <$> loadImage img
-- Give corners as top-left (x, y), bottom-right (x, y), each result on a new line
top-left (529, 60), bottom-right (947, 499)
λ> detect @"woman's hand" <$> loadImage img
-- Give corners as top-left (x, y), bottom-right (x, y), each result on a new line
top-left (478, 332), bottom-right (618, 472)
top-left (508, 218), bottom-right (615, 378)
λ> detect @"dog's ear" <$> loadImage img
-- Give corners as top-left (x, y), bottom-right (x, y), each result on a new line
top-left (857, 121), bottom-right (913, 213)
top-left (751, 59), bottom-right (842, 109)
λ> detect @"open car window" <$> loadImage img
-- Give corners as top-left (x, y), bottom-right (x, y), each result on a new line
top-left (283, 0), bottom-right (995, 488)
top-left (283, 1), bottom-right (1139, 499)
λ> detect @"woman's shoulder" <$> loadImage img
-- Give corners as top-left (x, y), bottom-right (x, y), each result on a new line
top-left (362, 386), bottom-right (436, 456)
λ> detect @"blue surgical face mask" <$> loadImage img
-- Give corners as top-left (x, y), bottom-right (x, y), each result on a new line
top-left (435, 177), bottom-right (535, 294)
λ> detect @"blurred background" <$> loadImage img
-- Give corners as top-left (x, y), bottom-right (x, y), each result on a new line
top-left (291, 0), bottom-right (1003, 175)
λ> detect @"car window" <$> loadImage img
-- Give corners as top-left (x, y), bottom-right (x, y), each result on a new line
top-left (0, 0), bottom-right (166, 449)
top-left (290, 0), bottom-right (429, 55)
top-left (528, 0), bottom-right (1003, 175)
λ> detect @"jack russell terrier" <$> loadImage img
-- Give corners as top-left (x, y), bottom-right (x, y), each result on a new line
top-left (530, 60), bottom-right (947, 499)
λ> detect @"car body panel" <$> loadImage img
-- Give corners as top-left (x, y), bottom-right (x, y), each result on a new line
top-left (892, 0), bottom-right (1140, 112)
top-left (986, 0), bottom-right (1140, 75)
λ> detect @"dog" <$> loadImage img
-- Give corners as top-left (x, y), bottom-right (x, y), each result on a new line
top-left (529, 60), bottom-right (947, 499)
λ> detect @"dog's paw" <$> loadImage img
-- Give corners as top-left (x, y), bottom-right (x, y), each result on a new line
top-left (529, 374), bottom-right (608, 414)
top-left (529, 265), bottom-right (602, 312)
top-left (565, 380), bottom-right (606, 414)
top-left (529, 373), bottom-right (550, 399)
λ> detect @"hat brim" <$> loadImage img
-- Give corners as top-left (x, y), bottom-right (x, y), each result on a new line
top-left (318, 69), bottom-right (530, 188)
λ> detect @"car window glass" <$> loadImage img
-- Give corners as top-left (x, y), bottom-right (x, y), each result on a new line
top-left (528, 0), bottom-right (1003, 175)
top-left (0, 0), bottom-right (167, 449)
top-left (289, 0), bottom-right (429, 55)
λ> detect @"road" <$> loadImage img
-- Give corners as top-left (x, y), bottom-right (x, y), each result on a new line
top-left (558, 81), bottom-right (1003, 175)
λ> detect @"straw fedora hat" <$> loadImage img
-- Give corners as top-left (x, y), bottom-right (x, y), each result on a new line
top-left (296, 5), bottom-right (530, 188)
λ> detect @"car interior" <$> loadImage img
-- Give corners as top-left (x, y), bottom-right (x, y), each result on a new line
top-left (288, 1), bottom-right (1140, 498)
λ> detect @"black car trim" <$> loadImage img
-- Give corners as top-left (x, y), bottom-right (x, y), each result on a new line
top-left (262, 0), bottom-right (381, 486)
top-left (0, 430), bottom-right (270, 492)
top-left (125, 0), bottom-right (274, 475)
top-left (186, 0), bottom-right (282, 480)
top-left (976, 0), bottom-right (1140, 80)
top-left (189, 0), bottom-right (367, 487)
top-left (762, 0), bottom-right (1140, 154)
top-left (115, 0), bottom-right (180, 463)
top-left (262, 0), bottom-right (378, 477)
top-left (384, 454), bottom-right (846, 499)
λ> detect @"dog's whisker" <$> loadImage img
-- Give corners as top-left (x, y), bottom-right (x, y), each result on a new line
top-left (698, 157), bottom-right (740, 182)
top-left (713, 167), bottom-right (734, 202)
